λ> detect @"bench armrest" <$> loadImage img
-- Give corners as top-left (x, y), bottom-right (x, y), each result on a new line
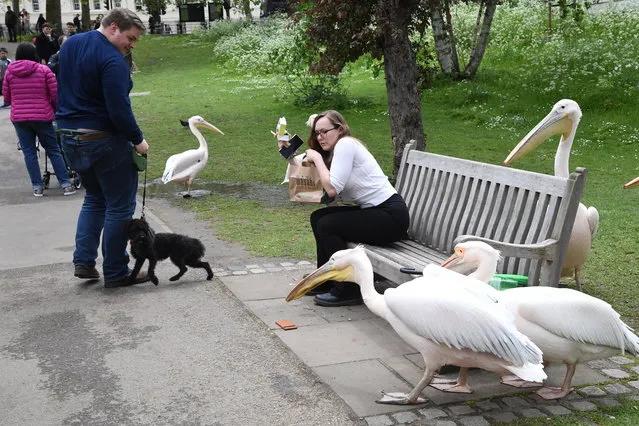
top-left (454, 235), bottom-right (558, 260)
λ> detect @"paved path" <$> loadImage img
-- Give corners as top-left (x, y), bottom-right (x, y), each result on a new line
top-left (0, 90), bottom-right (358, 425)
top-left (1, 43), bottom-right (639, 425)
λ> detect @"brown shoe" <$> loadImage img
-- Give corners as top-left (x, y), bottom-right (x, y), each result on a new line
top-left (74, 265), bottom-right (100, 279)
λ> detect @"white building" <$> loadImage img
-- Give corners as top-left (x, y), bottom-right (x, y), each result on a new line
top-left (2, 1), bottom-right (261, 36)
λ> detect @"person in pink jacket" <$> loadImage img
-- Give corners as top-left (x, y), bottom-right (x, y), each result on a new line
top-left (2, 43), bottom-right (75, 197)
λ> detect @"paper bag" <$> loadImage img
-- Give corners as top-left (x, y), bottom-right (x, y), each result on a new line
top-left (288, 162), bottom-right (324, 203)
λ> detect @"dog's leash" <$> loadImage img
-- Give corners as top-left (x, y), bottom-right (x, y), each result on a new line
top-left (140, 155), bottom-right (148, 221)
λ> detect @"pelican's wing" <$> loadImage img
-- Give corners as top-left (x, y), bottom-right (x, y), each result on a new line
top-left (385, 267), bottom-right (542, 366)
top-left (162, 154), bottom-right (179, 183)
top-left (587, 206), bottom-right (599, 240)
top-left (161, 149), bottom-right (204, 183)
top-left (504, 287), bottom-right (634, 352)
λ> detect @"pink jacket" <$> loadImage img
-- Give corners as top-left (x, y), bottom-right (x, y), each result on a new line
top-left (2, 59), bottom-right (57, 122)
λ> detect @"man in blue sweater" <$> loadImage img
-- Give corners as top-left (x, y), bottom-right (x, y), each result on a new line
top-left (57, 8), bottom-right (150, 288)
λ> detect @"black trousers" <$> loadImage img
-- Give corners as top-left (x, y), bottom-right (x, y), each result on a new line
top-left (7, 25), bottom-right (17, 42)
top-left (310, 193), bottom-right (409, 297)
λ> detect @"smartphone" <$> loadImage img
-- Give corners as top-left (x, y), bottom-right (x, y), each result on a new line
top-left (279, 134), bottom-right (304, 159)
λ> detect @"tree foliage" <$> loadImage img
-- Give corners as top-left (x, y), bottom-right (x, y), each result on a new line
top-left (297, 0), bottom-right (426, 176)
top-left (294, 0), bottom-right (506, 174)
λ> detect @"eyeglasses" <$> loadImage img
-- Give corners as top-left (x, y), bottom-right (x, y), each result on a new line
top-left (314, 126), bottom-right (339, 138)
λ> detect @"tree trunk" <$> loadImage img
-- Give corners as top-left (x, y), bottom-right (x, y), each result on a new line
top-left (428, 0), bottom-right (455, 76)
top-left (376, 0), bottom-right (425, 178)
top-left (46, 0), bottom-right (63, 35)
top-left (470, 0), bottom-right (485, 53)
top-left (443, 0), bottom-right (460, 73)
top-left (462, 0), bottom-right (497, 77)
top-left (81, 0), bottom-right (91, 32)
top-left (241, 0), bottom-right (253, 22)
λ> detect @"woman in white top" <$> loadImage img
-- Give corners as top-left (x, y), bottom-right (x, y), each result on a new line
top-left (303, 110), bottom-right (409, 307)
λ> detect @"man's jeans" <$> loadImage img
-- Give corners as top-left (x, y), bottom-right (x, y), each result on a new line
top-left (13, 121), bottom-right (71, 190)
top-left (62, 135), bottom-right (137, 282)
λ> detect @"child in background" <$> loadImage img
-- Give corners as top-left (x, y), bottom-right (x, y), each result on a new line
top-left (0, 47), bottom-right (11, 108)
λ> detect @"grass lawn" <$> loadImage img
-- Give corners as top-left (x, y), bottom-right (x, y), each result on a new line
top-left (131, 33), bottom-right (639, 324)
top-left (129, 17), bottom-right (639, 424)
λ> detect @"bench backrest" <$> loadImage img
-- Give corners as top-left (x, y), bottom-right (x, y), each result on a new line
top-left (395, 141), bottom-right (585, 284)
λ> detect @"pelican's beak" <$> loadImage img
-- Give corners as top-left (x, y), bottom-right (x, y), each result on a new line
top-left (624, 176), bottom-right (639, 189)
top-left (440, 253), bottom-right (463, 269)
top-left (285, 261), bottom-right (354, 302)
top-left (503, 110), bottom-right (573, 166)
top-left (440, 249), bottom-right (478, 276)
top-left (197, 120), bottom-right (225, 135)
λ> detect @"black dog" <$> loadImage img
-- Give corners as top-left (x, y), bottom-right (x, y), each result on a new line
top-left (125, 218), bottom-right (214, 285)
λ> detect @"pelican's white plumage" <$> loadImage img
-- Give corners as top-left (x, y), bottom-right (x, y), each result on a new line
top-left (503, 99), bottom-right (599, 290)
top-left (442, 241), bottom-right (639, 399)
top-left (162, 116), bottom-right (224, 197)
top-left (286, 246), bottom-right (546, 405)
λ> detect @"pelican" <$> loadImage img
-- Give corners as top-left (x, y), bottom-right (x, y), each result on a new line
top-left (503, 99), bottom-right (599, 290)
top-left (161, 116), bottom-right (224, 198)
top-left (624, 176), bottom-right (639, 189)
top-left (440, 241), bottom-right (639, 399)
top-left (285, 246), bottom-right (546, 405)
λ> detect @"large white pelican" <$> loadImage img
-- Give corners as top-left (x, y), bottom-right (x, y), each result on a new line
top-left (624, 176), bottom-right (639, 189)
top-left (161, 116), bottom-right (224, 198)
top-left (285, 246), bottom-right (546, 405)
top-left (503, 99), bottom-right (599, 290)
top-left (440, 241), bottom-right (639, 399)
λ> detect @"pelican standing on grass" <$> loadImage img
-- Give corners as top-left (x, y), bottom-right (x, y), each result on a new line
top-left (286, 246), bottom-right (547, 405)
top-left (440, 241), bottom-right (639, 400)
top-left (161, 115), bottom-right (224, 198)
top-left (503, 100), bottom-right (599, 290)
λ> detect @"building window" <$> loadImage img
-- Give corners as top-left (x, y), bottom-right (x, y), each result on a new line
top-left (114, 0), bottom-right (121, 7)
top-left (33, 0), bottom-right (40, 12)
top-left (94, 0), bottom-right (102, 9)
top-left (135, 0), bottom-right (142, 11)
top-left (73, 0), bottom-right (80, 10)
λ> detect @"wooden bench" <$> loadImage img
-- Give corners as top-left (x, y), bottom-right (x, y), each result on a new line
top-left (349, 141), bottom-right (587, 287)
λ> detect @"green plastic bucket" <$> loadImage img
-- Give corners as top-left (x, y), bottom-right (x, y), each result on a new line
top-left (488, 274), bottom-right (529, 291)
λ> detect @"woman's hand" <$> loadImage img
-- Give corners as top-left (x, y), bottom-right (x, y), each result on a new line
top-left (304, 149), bottom-right (322, 165)
top-left (305, 149), bottom-right (337, 198)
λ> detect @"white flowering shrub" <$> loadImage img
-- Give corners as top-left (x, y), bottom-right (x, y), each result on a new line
top-left (209, 15), bottom-right (347, 106)
top-left (190, 20), bottom-right (247, 45)
top-left (211, 15), bottom-right (297, 75)
top-left (414, 1), bottom-right (638, 109)
top-left (486, 1), bottom-right (639, 108)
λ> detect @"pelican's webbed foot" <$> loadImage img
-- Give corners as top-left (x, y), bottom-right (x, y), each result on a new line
top-left (376, 391), bottom-right (427, 405)
top-left (429, 381), bottom-right (472, 394)
top-left (536, 386), bottom-right (573, 400)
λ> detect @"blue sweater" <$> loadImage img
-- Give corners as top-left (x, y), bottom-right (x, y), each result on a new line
top-left (56, 30), bottom-right (143, 144)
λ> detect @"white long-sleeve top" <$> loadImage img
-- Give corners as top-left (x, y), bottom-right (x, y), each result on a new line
top-left (329, 137), bottom-right (396, 208)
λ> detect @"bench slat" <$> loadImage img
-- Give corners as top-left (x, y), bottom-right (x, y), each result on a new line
top-left (349, 141), bottom-right (585, 288)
